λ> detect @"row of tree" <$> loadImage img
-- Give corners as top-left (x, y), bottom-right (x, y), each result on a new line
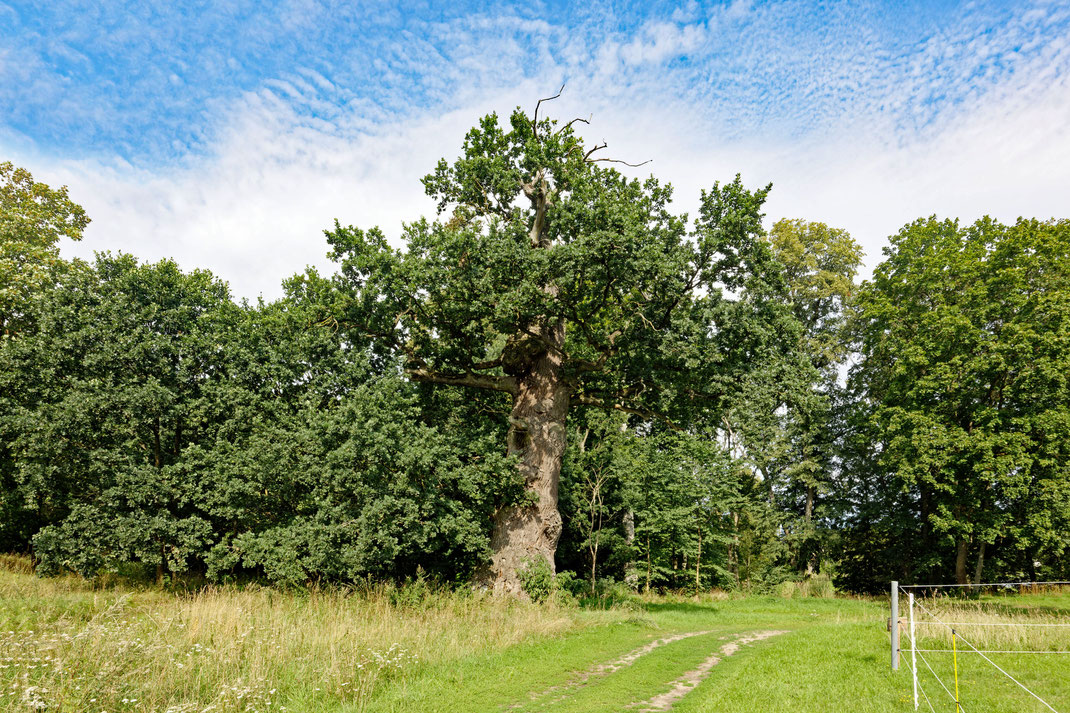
top-left (2, 108), bottom-right (1068, 593)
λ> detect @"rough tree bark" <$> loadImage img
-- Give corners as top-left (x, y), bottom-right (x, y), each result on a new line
top-left (955, 538), bottom-right (969, 585)
top-left (695, 524), bottom-right (702, 588)
top-left (973, 540), bottom-right (986, 585)
top-left (479, 166), bottom-right (571, 595)
top-left (623, 509), bottom-right (638, 589)
top-left (376, 98), bottom-right (717, 597)
top-left (481, 332), bottom-right (570, 594)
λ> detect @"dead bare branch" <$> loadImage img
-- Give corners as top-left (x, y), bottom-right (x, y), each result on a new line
top-left (469, 357), bottom-right (504, 370)
top-left (532, 84), bottom-right (566, 139)
top-left (556, 115), bottom-right (592, 136)
top-left (590, 157), bottom-right (652, 168)
top-left (583, 142), bottom-right (608, 160)
top-left (408, 367), bottom-right (518, 395)
top-left (572, 392), bottom-right (681, 430)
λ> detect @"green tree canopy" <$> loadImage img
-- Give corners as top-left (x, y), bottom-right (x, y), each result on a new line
top-left (848, 216), bottom-right (1070, 584)
top-left (0, 162), bottom-right (89, 335)
top-left (768, 218), bottom-right (863, 370)
top-left (1, 254), bottom-right (515, 583)
top-left (322, 104), bottom-right (798, 593)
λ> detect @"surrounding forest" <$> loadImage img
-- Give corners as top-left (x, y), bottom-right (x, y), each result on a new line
top-left (2, 108), bottom-right (1069, 595)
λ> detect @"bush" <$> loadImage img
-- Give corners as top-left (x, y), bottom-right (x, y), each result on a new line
top-left (577, 577), bottom-right (642, 610)
top-left (776, 573), bottom-right (836, 599)
top-left (553, 570), bottom-right (583, 597)
top-left (517, 557), bottom-right (556, 602)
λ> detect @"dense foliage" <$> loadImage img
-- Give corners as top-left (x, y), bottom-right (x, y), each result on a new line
top-left (0, 252), bottom-right (516, 584)
top-left (1, 117), bottom-right (1068, 592)
top-left (321, 107), bottom-right (800, 592)
top-left (839, 216), bottom-right (1070, 589)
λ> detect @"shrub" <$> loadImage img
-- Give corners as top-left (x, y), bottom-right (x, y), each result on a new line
top-left (517, 557), bottom-right (556, 603)
top-left (776, 573), bottom-right (836, 599)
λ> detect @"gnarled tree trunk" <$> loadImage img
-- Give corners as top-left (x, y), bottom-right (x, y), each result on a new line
top-left (479, 167), bottom-right (573, 596)
top-left (481, 330), bottom-right (569, 595)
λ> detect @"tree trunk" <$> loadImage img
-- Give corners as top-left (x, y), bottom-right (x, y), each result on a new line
top-left (919, 484), bottom-right (932, 536)
top-left (623, 509), bottom-right (638, 589)
top-left (478, 168), bottom-right (573, 596)
top-left (156, 543), bottom-right (166, 585)
top-left (954, 538), bottom-right (969, 585)
top-left (153, 417), bottom-right (162, 469)
top-left (480, 340), bottom-right (569, 596)
top-left (804, 486), bottom-right (816, 575)
top-left (730, 510), bottom-right (740, 586)
top-left (646, 536), bottom-right (652, 593)
top-left (973, 540), bottom-right (986, 585)
top-left (590, 545), bottom-right (598, 596)
top-left (695, 524), bottom-right (702, 589)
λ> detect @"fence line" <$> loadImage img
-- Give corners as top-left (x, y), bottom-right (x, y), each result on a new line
top-left (913, 640), bottom-right (967, 712)
top-left (913, 649), bottom-right (1070, 654)
top-left (900, 584), bottom-right (1063, 713)
top-left (902, 608), bottom-right (963, 713)
top-left (913, 621), bottom-right (1070, 628)
top-left (899, 581), bottom-right (1070, 589)
top-left (899, 638), bottom-right (940, 713)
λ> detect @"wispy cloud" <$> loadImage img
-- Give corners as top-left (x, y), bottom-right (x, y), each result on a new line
top-left (4, 0), bottom-right (1069, 297)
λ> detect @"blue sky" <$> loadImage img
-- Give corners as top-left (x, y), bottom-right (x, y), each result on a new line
top-left (2, 0), bottom-right (1069, 298)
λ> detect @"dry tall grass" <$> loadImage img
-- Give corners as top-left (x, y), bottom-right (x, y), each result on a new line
top-left (0, 556), bottom-right (594, 712)
top-left (908, 593), bottom-right (1070, 652)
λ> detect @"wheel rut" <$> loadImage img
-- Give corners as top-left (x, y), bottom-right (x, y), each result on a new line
top-left (630, 630), bottom-right (788, 711)
top-left (512, 630), bottom-right (716, 709)
top-left (511, 628), bottom-right (787, 712)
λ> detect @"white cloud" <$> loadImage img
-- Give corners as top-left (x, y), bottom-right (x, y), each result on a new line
top-left (37, 82), bottom-right (551, 299)
top-left (619, 21), bottom-right (706, 66)
top-left (10, 2), bottom-right (1065, 299)
top-left (723, 0), bottom-right (752, 22)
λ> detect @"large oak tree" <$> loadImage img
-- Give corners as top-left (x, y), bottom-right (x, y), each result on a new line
top-left (322, 103), bottom-right (797, 593)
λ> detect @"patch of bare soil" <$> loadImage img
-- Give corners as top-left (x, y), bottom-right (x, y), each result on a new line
top-left (512, 630), bottom-right (716, 709)
top-left (631, 630), bottom-right (788, 711)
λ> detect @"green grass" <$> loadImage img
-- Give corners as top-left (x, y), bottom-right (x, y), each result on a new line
top-left (1, 557), bottom-right (1067, 713)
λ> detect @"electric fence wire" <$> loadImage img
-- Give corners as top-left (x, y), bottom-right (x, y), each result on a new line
top-left (910, 594), bottom-right (1061, 713)
top-left (907, 658), bottom-right (939, 713)
top-left (905, 626), bottom-right (965, 713)
top-left (913, 621), bottom-right (1070, 628)
top-left (899, 581), bottom-right (1070, 589)
top-left (915, 644), bottom-right (967, 712)
top-left (917, 675), bottom-right (938, 713)
top-left (901, 630), bottom-right (939, 713)
top-left (913, 649), bottom-right (1070, 654)
top-left (901, 654), bottom-right (936, 712)
top-left (911, 672), bottom-right (937, 710)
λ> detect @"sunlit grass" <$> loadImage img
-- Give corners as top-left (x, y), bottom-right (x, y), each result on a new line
top-left (2, 556), bottom-right (1066, 713)
top-left (0, 556), bottom-right (599, 712)
top-left (908, 592), bottom-right (1070, 652)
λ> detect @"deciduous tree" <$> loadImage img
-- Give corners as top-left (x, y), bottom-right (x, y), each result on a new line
top-left (0, 162), bottom-right (88, 336)
top-left (849, 216), bottom-right (1070, 584)
top-left (323, 101), bottom-right (796, 593)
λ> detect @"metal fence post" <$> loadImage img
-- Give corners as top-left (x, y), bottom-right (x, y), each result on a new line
top-left (891, 580), bottom-right (899, 670)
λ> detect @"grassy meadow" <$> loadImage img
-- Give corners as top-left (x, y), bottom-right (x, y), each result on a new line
top-left (1, 556), bottom-right (1066, 713)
